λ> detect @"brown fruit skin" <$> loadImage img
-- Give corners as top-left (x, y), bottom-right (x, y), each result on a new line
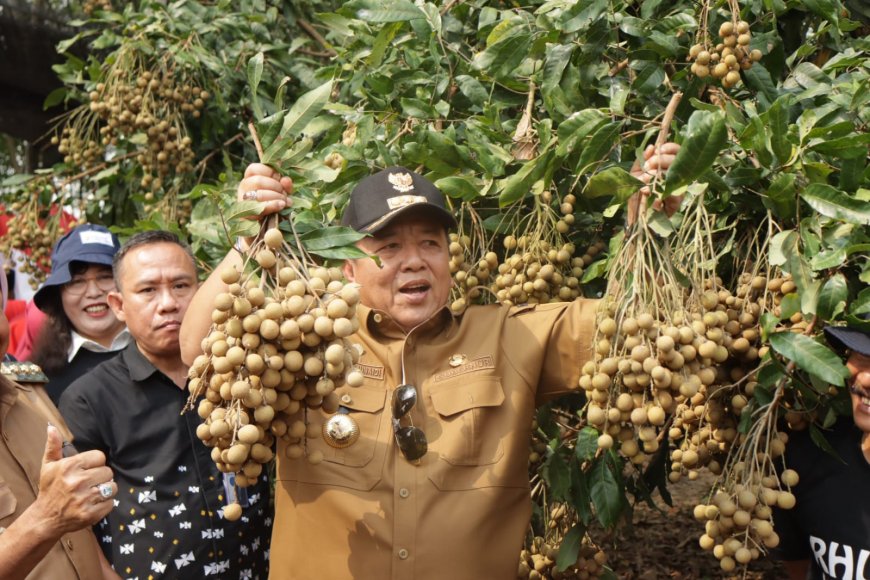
top-left (223, 502), bottom-right (243, 521)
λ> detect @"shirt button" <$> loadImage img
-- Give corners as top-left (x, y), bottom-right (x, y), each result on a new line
top-left (340, 394), bottom-right (353, 404)
top-left (65, 538), bottom-right (74, 550)
top-left (373, 313), bottom-right (383, 323)
top-left (398, 548), bottom-right (409, 560)
top-left (398, 488), bottom-right (410, 498)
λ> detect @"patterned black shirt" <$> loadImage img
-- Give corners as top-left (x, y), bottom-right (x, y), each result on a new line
top-left (59, 342), bottom-right (271, 579)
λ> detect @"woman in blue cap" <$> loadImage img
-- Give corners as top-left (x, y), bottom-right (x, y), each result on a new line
top-left (31, 224), bottom-right (129, 404)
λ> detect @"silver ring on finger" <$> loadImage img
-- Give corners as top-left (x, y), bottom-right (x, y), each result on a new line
top-left (243, 190), bottom-right (259, 201)
top-left (97, 482), bottom-right (114, 500)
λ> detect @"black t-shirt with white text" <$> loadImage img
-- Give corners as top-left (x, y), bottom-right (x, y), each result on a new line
top-left (774, 419), bottom-right (870, 580)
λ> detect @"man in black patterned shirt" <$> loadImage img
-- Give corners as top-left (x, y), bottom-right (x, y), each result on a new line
top-left (60, 231), bottom-right (271, 579)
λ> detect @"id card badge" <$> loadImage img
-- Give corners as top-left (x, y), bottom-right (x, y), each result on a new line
top-left (222, 472), bottom-right (250, 508)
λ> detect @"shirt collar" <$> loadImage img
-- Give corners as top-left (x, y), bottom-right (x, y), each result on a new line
top-left (121, 341), bottom-right (163, 382)
top-left (361, 303), bottom-right (456, 341)
top-left (68, 328), bottom-right (131, 362)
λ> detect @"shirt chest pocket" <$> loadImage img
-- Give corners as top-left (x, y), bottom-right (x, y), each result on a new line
top-left (278, 387), bottom-right (389, 491)
top-left (428, 376), bottom-right (506, 467)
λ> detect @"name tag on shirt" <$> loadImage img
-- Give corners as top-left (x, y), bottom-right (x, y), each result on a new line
top-left (222, 473), bottom-right (249, 508)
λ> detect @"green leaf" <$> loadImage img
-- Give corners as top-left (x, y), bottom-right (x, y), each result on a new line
top-left (768, 332), bottom-right (851, 387)
top-left (590, 453), bottom-right (624, 528)
top-left (247, 52), bottom-right (265, 118)
top-left (583, 167), bottom-right (643, 203)
top-left (297, 226), bottom-right (366, 251)
top-left (542, 44), bottom-right (573, 100)
top-left (225, 200), bottom-right (268, 222)
top-left (743, 65), bottom-right (778, 107)
top-left (629, 60), bottom-right (666, 95)
top-left (499, 149), bottom-right (554, 206)
top-left (780, 293), bottom-right (801, 320)
top-left (763, 173), bottom-right (797, 220)
top-left (455, 75), bottom-right (488, 108)
top-left (1, 173), bottom-right (34, 187)
top-left (261, 81), bottom-right (333, 164)
top-left (800, 184), bottom-right (870, 225)
top-left (555, 524), bottom-right (586, 571)
top-left (575, 427), bottom-right (599, 462)
top-left (817, 274), bottom-right (848, 322)
top-left (809, 133), bottom-right (870, 159)
top-left (647, 211), bottom-right (675, 237)
top-left (308, 245), bottom-right (370, 261)
top-left (369, 21), bottom-right (402, 67)
top-left (556, 110), bottom-right (608, 157)
top-left (400, 98), bottom-right (437, 119)
top-left (357, 1), bottom-right (425, 22)
top-left (43, 87), bottom-right (67, 110)
top-left (581, 259), bottom-right (608, 283)
top-left (546, 452), bottom-right (571, 501)
top-left (769, 230), bottom-right (796, 266)
top-left (765, 95), bottom-right (793, 165)
top-left (665, 110), bottom-right (727, 192)
top-left (802, 0), bottom-right (839, 25)
top-left (576, 122), bottom-right (620, 174)
top-left (435, 176), bottom-right (481, 201)
top-left (472, 20), bottom-right (533, 81)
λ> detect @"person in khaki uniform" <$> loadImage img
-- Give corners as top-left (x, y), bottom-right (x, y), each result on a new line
top-left (180, 150), bottom-right (678, 579)
top-left (0, 258), bottom-right (120, 580)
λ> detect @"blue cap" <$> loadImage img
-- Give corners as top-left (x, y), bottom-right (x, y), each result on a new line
top-left (33, 224), bottom-right (120, 310)
top-left (824, 312), bottom-right (870, 357)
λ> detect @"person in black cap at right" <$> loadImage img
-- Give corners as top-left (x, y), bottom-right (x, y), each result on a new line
top-left (774, 312), bottom-right (870, 580)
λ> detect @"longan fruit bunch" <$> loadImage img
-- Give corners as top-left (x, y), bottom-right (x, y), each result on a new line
top-left (518, 534), bottom-right (608, 580)
top-left (54, 50), bottom-right (208, 199)
top-left (447, 232), bottom-right (496, 315)
top-left (490, 235), bottom-right (588, 307)
top-left (186, 224), bottom-right (364, 520)
top-left (82, 0), bottom-right (112, 15)
top-left (0, 192), bottom-right (78, 289)
top-left (688, 20), bottom-right (762, 89)
top-left (694, 465), bottom-right (799, 571)
top-left (579, 302), bottom-right (726, 469)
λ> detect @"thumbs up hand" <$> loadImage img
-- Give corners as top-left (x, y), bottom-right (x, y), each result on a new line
top-left (34, 425), bottom-right (116, 534)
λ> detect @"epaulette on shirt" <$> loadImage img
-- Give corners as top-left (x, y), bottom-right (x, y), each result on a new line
top-left (1, 361), bottom-right (49, 384)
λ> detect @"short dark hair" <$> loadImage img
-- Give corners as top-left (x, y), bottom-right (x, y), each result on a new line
top-left (113, 230), bottom-right (197, 290)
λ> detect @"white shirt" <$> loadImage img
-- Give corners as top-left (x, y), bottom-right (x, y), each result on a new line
top-left (68, 328), bottom-right (131, 362)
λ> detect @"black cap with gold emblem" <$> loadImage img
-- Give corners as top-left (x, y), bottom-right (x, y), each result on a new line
top-left (340, 166), bottom-right (458, 234)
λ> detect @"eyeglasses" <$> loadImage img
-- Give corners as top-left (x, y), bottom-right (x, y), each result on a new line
top-left (64, 273), bottom-right (116, 296)
top-left (392, 384), bottom-right (427, 462)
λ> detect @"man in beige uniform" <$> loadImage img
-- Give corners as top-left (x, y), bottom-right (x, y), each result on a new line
top-left (181, 149), bottom-right (677, 579)
top-left (0, 259), bottom-right (119, 580)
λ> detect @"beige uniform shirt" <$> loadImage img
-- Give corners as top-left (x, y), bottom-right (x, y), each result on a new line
top-left (0, 374), bottom-right (104, 580)
top-left (272, 299), bottom-right (598, 580)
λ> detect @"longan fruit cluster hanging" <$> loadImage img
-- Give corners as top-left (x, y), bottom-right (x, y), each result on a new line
top-left (491, 235), bottom-right (585, 306)
top-left (688, 20), bottom-right (762, 89)
top-left (86, 68), bottom-right (205, 188)
top-left (448, 232), bottom-right (496, 314)
top-left (186, 224), bottom-right (363, 520)
top-left (0, 189), bottom-right (79, 289)
top-left (82, 0), bottom-right (112, 15)
top-left (518, 534), bottom-right (608, 580)
top-left (694, 467), bottom-right (799, 571)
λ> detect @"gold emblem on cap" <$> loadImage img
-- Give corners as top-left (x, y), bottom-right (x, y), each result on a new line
top-left (448, 354), bottom-right (467, 367)
top-left (388, 172), bottom-right (415, 193)
top-left (323, 414), bottom-right (360, 449)
top-left (386, 194), bottom-right (427, 210)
